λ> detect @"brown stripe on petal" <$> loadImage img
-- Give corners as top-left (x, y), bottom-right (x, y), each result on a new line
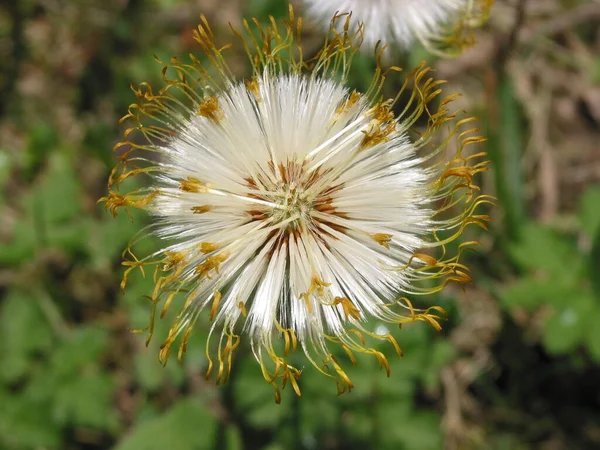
top-left (314, 202), bottom-right (336, 214)
top-left (279, 163), bottom-right (288, 184)
top-left (247, 209), bottom-right (268, 221)
top-left (304, 167), bottom-right (332, 189)
top-left (322, 217), bottom-right (348, 233)
top-left (244, 176), bottom-right (258, 190)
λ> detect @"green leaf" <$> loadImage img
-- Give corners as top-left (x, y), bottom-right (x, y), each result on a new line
top-left (120, 269), bottom-right (158, 329)
top-left (542, 295), bottom-right (594, 354)
top-left (349, 350), bottom-right (423, 399)
top-left (225, 425), bottom-right (243, 450)
top-left (24, 123), bottom-right (58, 179)
top-left (134, 350), bottom-right (166, 391)
top-left (584, 309), bottom-right (600, 362)
top-left (233, 356), bottom-right (288, 428)
top-left (52, 371), bottom-right (119, 432)
top-left (29, 152), bottom-right (82, 224)
top-left (380, 403), bottom-right (442, 448)
top-left (509, 222), bottom-right (580, 278)
top-left (0, 215), bottom-right (36, 265)
top-left (500, 276), bottom-right (579, 311)
top-left (47, 216), bottom-right (91, 254)
top-left (0, 289), bottom-right (54, 383)
top-left (0, 387), bottom-right (61, 450)
top-left (115, 397), bottom-right (216, 450)
top-left (50, 325), bottom-right (110, 378)
top-left (579, 184), bottom-right (600, 237)
top-left (422, 340), bottom-right (457, 392)
top-left (90, 212), bottom-right (140, 268)
top-left (133, 342), bottom-right (185, 391)
top-left (300, 390), bottom-right (338, 434)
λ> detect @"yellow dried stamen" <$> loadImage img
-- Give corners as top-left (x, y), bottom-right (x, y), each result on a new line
top-left (158, 327), bottom-right (177, 365)
top-left (215, 330), bottom-right (241, 384)
top-left (199, 242), bottom-right (220, 254)
top-left (162, 251), bottom-right (186, 271)
top-left (275, 320), bottom-right (298, 357)
top-left (280, 365), bottom-right (302, 398)
top-left (195, 252), bottom-right (229, 279)
top-left (371, 233), bottom-right (392, 249)
top-left (108, 167), bottom-right (159, 189)
top-left (99, 190), bottom-right (159, 218)
top-left (411, 253), bottom-right (438, 267)
top-left (177, 327), bottom-right (193, 362)
top-left (300, 275), bottom-right (331, 313)
top-left (245, 78), bottom-right (261, 100)
top-left (120, 258), bottom-right (147, 291)
top-left (327, 327), bottom-right (400, 379)
top-left (335, 90), bottom-right (361, 115)
top-left (369, 101), bottom-right (395, 123)
top-left (323, 355), bottom-right (354, 396)
top-left (300, 298), bottom-right (313, 314)
top-left (382, 333), bottom-right (403, 358)
top-left (371, 350), bottom-right (391, 376)
top-left (237, 301), bottom-right (247, 317)
top-left (333, 296), bottom-right (361, 320)
top-left (160, 290), bottom-right (179, 319)
top-left (266, 362), bottom-right (302, 404)
top-left (197, 96), bottom-right (223, 123)
top-left (191, 205), bottom-right (213, 214)
top-left (179, 177), bottom-right (208, 193)
top-left (359, 122), bottom-right (396, 150)
top-left (341, 344), bottom-right (358, 365)
top-left (210, 290), bottom-right (222, 321)
top-left (308, 275), bottom-right (331, 296)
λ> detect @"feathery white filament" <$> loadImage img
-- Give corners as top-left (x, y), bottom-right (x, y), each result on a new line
top-left (152, 74), bottom-right (432, 351)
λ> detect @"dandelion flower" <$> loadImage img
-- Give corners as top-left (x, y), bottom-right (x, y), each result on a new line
top-left (102, 7), bottom-right (491, 402)
top-left (302, 0), bottom-right (493, 54)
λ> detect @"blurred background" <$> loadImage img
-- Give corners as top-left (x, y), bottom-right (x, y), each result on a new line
top-left (1, 0), bottom-right (600, 449)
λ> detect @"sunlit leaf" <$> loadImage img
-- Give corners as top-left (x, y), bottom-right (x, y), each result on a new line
top-left (542, 295), bottom-right (594, 354)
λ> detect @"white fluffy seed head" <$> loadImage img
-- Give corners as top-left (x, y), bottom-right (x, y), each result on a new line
top-left (303, 0), bottom-right (491, 53)
top-left (104, 8), bottom-right (491, 401)
top-left (153, 74), bottom-right (431, 341)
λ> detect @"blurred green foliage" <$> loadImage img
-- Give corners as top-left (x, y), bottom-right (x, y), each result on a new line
top-left (1, 0), bottom-right (600, 449)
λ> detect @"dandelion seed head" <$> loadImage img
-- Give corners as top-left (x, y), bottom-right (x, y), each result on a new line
top-left (303, 0), bottom-right (493, 54)
top-left (102, 7), bottom-right (491, 401)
